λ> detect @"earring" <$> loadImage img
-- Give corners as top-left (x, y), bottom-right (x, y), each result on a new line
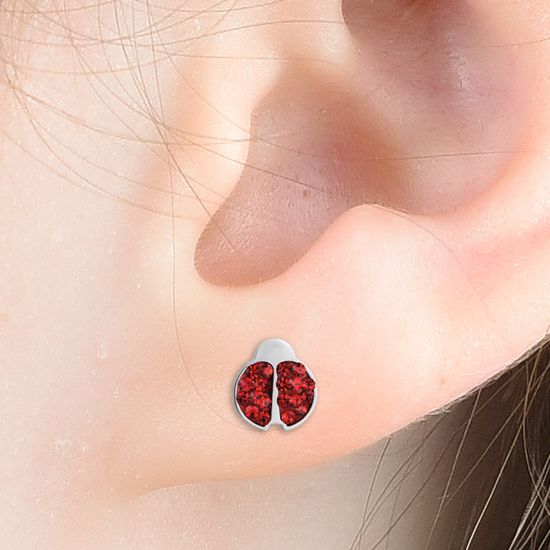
top-left (234, 339), bottom-right (317, 430)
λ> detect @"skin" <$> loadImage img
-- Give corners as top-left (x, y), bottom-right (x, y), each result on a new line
top-left (1, 0), bottom-right (550, 547)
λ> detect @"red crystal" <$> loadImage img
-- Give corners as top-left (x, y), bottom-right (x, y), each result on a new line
top-left (276, 361), bottom-right (316, 426)
top-left (281, 410), bottom-right (296, 425)
top-left (236, 362), bottom-right (274, 427)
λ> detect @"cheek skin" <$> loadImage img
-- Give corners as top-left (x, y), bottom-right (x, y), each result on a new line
top-left (0, 179), bottom-right (150, 536)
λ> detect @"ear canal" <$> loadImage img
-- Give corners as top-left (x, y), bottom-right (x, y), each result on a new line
top-left (194, 73), bottom-right (398, 286)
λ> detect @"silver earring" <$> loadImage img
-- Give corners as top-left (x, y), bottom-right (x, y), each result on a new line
top-left (234, 339), bottom-right (317, 430)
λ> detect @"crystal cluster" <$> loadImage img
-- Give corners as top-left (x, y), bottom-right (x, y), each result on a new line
top-left (276, 361), bottom-right (315, 426)
top-left (236, 360), bottom-right (316, 428)
top-left (235, 362), bottom-right (274, 427)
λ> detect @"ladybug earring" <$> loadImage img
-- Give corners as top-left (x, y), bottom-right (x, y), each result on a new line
top-left (234, 339), bottom-right (317, 430)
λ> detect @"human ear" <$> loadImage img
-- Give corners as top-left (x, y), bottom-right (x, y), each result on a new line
top-left (108, 0), bottom-right (550, 495)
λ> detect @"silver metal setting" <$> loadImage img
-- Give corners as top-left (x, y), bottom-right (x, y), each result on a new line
top-left (234, 338), bottom-right (317, 431)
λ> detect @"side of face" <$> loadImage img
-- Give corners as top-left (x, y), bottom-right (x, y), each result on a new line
top-left (0, 0), bottom-right (550, 546)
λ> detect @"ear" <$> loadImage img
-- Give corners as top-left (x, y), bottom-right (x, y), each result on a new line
top-left (112, 0), bottom-right (550, 494)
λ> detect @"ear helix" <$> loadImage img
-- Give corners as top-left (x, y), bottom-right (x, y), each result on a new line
top-left (234, 339), bottom-right (317, 430)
